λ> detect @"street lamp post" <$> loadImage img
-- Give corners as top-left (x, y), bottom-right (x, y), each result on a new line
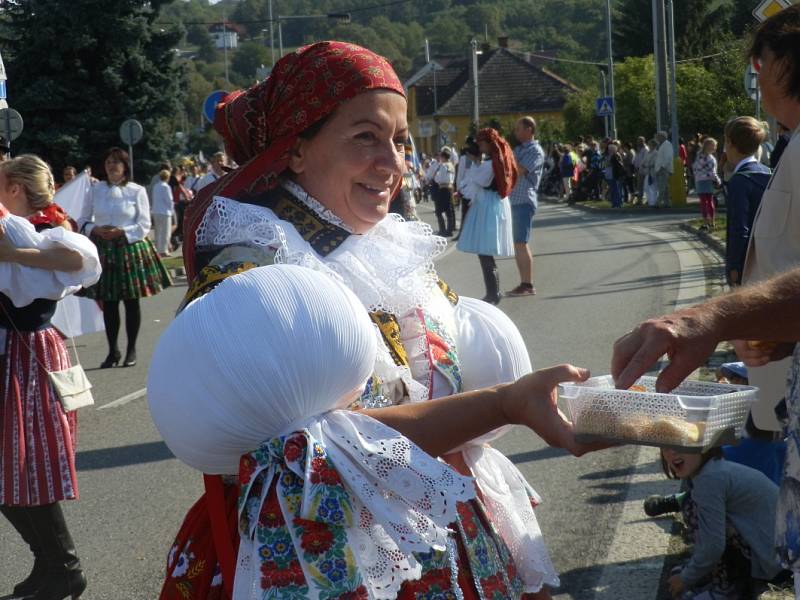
top-left (276, 13), bottom-right (351, 59)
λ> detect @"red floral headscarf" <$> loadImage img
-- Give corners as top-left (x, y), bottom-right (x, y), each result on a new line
top-left (476, 128), bottom-right (518, 198)
top-left (183, 41), bottom-right (405, 280)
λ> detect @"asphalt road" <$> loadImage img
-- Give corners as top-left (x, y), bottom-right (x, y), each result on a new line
top-left (0, 201), bottom-right (715, 599)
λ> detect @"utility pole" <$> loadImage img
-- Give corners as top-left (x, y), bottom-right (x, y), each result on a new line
top-left (653, 0), bottom-right (669, 132)
top-left (605, 0), bottom-right (617, 139)
top-left (425, 39), bottom-right (439, 148)
top-left (269, 0), bottom-right (275, 66)
top-left (666, 0), bottom-right (680, 157)
top-left (222, 8), bottom-right (230, 85)
top-left (471, 39), bottom-right (479, 131)
top-left (651, 0), bottom-right (662, 131)
top-left (600, 69), bottom-right (609, 138)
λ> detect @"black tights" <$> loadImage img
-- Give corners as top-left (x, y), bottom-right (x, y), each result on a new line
top-left (103, 299), bottom-right (141, 353)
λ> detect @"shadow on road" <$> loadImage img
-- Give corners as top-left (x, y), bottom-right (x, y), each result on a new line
top-left (554, 551), bottom-right (680, 600)
top-left (76, 441), bottom-right (174, 471)
top-left (506, 446), bottom-right (570, 464)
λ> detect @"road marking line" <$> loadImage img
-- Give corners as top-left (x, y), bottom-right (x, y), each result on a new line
top-left (593, 226), bottom-right (714, 598)
top-left (97, 387), bottom-right (147, 410)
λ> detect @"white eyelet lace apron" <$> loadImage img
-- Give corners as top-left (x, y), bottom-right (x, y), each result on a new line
top-left (232, 410), bottom-right (474, 600)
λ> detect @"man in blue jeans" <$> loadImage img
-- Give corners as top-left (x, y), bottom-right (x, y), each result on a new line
top-left (507, 116), bottom-right (544, 297)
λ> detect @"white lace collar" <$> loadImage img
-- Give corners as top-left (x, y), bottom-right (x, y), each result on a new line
top-left (196, 190), bottom-right (447, 317)
top-left (281, 179), bottom-right (355, 234)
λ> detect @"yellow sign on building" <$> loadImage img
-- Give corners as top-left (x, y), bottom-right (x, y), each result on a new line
top-left (752, 0), bottom-right (794, 22)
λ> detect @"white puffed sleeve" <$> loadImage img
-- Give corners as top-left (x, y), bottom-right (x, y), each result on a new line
top-left (448, 295), bottom-right (532, 448)
top-left (0, 213), bottom-right (102, 307)
top-left (121, 184), bottom-right (151, 243)
top-left (77, 183), bottom-right (97, 238)
top-left (453, 296), bottom-right (560, 592)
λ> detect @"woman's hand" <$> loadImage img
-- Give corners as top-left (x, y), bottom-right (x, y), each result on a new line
top-left (501, 364), bottom-right (607, 456)
top-left (733, 339), bottom-right (796, 367)
top-left (106, 227), bottom-right (125, 239)
top-left (0, 222), bottom-right (17, 262)
top-left (668, 574), bottom-right (685, 598)
top-left (93, 226), bottom-right (124, 240)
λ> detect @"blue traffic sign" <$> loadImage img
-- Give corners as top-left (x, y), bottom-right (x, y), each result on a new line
top-left (203, 90), bottom-right (228, 124)
top-left (595, 97), bottom-right (614, 117)
top-left (0, 81), bottom-right (7, 100)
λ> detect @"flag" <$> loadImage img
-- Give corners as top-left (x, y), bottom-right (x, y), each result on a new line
top-left (51, 171), bottom-right (105, 338)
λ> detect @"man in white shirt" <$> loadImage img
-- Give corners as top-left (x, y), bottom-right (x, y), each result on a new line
top-left (654, 131), bottom-right (674, 207)
top-left (432, 149), bottom-right (456, 236)
top-left (196, 152), bottom-right (227, 191)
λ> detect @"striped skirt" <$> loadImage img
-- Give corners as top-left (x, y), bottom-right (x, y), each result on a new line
top-left (83, 237), bottom-right (172, 301)
top-left (0, 327), bottom-right (78, 506)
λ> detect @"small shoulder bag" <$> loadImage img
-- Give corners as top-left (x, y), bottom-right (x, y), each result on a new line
top-left (0, 302), bottom-right (94, 411)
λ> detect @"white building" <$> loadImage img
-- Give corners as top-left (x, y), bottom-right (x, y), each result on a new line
top-left (209, 23), bottom-right (240, 50)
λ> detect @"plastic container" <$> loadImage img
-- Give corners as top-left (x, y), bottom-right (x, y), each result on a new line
top-left (560, 375), bottom-right (759, 452)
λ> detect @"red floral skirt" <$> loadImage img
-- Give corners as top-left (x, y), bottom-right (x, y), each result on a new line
top-left (0, 328), bottom-right (78, 506)
top-left (159, 480), bottom-right (542, 600)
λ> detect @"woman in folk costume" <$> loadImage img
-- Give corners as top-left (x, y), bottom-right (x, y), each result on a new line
top-left (164, 41), bottom-right (597, 599)
top-left (78, 147), bottom-right (171, 369)
top-left (0, 155), bottom-right (101, 600)
top-left (457, 129), bottom-right (517, 305)
top-left (148, 264), bottom-right (476, 599)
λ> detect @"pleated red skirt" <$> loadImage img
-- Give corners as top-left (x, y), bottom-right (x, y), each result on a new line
top-left (0, 327), bottom-right (79, 506)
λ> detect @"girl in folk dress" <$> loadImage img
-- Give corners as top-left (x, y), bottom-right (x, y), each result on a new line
top-left (457, 129), bottom-right (518, 305)
top-left (0, 155), bottom-right (101, 600)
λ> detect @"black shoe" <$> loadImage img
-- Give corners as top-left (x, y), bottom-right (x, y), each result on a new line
top-left (643, 494), bottom-right (681, 517)
top-left (99, 350), bottom-right (121, 369)
top-left (27, 503), bottom-right (87, 600)
top-left (123, 348), bottom-right (137, 368)
top-left (1, 505), bottom-right (48, 597)
top-left (481, 294), bottom-right (502, 305)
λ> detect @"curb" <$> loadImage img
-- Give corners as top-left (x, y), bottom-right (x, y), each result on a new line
top-left (540, 195), bottom-right (698, 214)
top-left (677, 222), bottom-right (725, 258)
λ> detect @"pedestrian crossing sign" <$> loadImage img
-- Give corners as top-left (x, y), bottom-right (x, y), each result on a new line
top-left (595, 97), bottom-right (614, 117)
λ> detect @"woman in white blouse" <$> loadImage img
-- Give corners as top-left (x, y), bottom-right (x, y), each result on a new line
top-left (78, 147), bottom-right (171, 368)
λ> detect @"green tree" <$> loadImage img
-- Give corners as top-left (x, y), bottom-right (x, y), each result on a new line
top-left (562, 89), bottom-right (603, 139)
top-left (613, 56), bottom-right (657, 140)
top-left (0, 0), bottom-right (186, 181)
top-left (231, 40), bottom-right (270, 84)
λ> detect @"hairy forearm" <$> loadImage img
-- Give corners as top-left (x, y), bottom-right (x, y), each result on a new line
top-left (362, 384), bottom-right (511, 457)
top-left (704, 267), bottom-right (800, 342)
top-left (2, 246), bottom-right (83, 272)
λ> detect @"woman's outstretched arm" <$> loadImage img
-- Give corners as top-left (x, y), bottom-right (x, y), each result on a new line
top-left (363, 364), bottom-right (599, 458)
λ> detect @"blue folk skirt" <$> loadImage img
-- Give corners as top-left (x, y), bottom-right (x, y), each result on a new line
top-left (457, 189), bottom-right (514, 257)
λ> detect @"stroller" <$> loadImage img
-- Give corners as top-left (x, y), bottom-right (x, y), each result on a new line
top-left (568, 169), bottom-right (599, 203)
top-left (539, 164), bottom-right (562, 197)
